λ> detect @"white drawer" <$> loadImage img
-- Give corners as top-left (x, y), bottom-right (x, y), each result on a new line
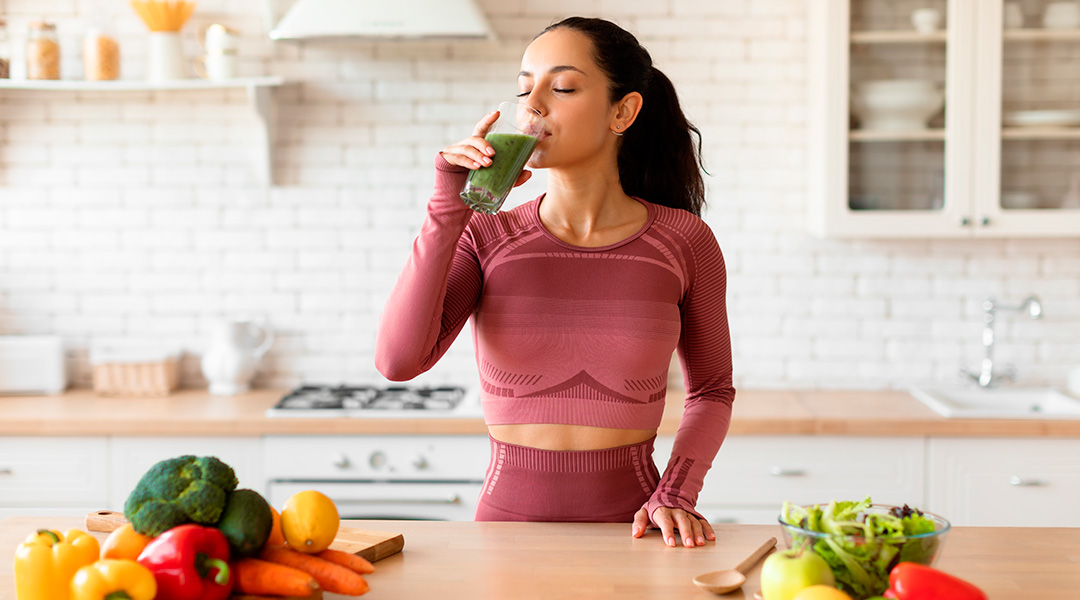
top-left (656, 435), bottom-right (925, 508)
top-left (696, 505), bottom-right (785, 526)
top-left (928, 438), bottom-right (1080, 527)
top-left (110, 437), bottom-right (264, 511)
top-left (0, 437), bottom-right (108, 506)
top-left (263, 435), bottom-right (489, 482)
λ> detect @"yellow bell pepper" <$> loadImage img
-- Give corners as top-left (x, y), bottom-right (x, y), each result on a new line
top-left (70, 559), bottom-right (157, 600)
top-left (14, 529), bottom-right (101, 600)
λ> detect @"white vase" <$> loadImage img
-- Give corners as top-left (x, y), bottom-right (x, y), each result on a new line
top-left (147, 31), bottom-right (186, 81)
top-left (200, 317), bottom-right (274, 395)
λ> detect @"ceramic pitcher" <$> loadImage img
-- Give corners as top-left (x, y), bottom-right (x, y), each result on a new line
top-left (201, 317), bottom-right (274, 395)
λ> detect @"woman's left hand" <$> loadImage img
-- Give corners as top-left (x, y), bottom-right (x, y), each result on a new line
top-left (631, 506), bottom-right (715, 547)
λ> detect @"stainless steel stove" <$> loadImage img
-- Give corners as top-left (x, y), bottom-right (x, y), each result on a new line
top-left (265, 384), bottom-right (482, 418)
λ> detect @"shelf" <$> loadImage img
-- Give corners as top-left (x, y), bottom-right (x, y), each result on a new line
top-left (1002, 127), bottom-right (1080, 140)
top-left (849, 129), bottom-right (946, 142)
top-left (0, 77), bottom-right (286, 185)
top-left (850, 30), bottom-right (947, 44)
top-left (1003, 28), bottom-right (1080, 42)
top-left (0, 76), bottom-right (284, 92)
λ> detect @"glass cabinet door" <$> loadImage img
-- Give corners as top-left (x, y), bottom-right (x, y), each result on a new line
top-left (848, 1), bottom-right (950, 212)
top-left (1000, 1), bottom-right (1080, 211)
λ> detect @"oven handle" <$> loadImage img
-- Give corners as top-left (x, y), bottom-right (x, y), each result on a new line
top-left (334, 494), bottom-right (463, 505)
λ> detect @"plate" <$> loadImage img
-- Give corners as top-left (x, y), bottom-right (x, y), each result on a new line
top-left (1003, 109), bottom-right (1080, 127)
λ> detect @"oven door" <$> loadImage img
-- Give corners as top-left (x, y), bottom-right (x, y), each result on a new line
top-left (268, 481), bottom-right (482, 521)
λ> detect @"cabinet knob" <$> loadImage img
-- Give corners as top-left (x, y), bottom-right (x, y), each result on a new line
top-left (412, 456), bottom-right (429, 470)
top-left (331, 454), bottom-right (351, 469)
top-left (1008, 475), bottom-right (1045, 487)
top-left (368, 451), bottom-right (387, 470)
top-left (960, 216), bottom-right (970, 226)
top-left (981, 216), bottom-right (990, 226)
top-left (0, 467), bottom-right (11, 475)
top-left (769, 466), bottom-right (806, 477)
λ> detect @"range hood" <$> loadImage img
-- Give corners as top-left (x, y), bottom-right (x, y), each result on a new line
top-left (268, 0), bottom-right (495, 41)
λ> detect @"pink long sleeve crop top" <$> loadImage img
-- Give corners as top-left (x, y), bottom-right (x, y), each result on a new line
top-left (375, 155), bottom-right (736, 522)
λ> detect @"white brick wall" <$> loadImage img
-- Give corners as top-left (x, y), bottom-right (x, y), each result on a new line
top-left (1, 0), bottom-right (1078, 392)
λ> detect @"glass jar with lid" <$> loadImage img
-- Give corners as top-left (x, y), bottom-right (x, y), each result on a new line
top-left (0, 18), bottom-right (12, 79)
top-left (27, 21), bottom-right (61, 80)
top-left (84, 26), bottom-right (119, 81)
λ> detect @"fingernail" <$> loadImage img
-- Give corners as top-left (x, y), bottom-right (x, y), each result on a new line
top-left (685, 537), bottom-right (693, 546)
top-left (667, 537), bottom-right (675, 547)
top-left (632, 526), bottom-right (641, 536)
top-left (473, 162), bottom-right (481, 168)
top-left (697, 536), bottom-right (705, 545)
top-left (485, 147), bottom-right (495, 156)
top-left (483, 157), bottom-right (492, 164)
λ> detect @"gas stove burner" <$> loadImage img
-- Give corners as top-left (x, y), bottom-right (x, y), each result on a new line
top-left (270, 384), bottom-right (470, 416)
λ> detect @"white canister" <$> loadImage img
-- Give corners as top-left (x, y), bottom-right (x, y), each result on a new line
top-left (1043, 2), bottom-right (1080, 29)
top-left (147, 31), bottom-right (185, 81)
top-left (194, 24), bottom-right (238, 81)
top-left (200, 317), bottom-right (274, 396)
top-left (911, 8), bottom-right (942, 33)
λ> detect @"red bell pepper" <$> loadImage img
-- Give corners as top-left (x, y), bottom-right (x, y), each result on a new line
top-left (883, 562), bottom-right (987, 600)
top-left (136, 524), bottom-right (233, 600)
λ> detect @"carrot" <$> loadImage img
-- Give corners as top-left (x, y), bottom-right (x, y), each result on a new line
top-left (316, 548), bottom-right (375, 574)
top-left (232, 557), bottom-right (320, 597)
top-left (261, 546), bottom-right (370, 596)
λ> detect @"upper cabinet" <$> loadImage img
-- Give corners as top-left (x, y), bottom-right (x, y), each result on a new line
top-left (808, 0), bottom-right (1080, 238)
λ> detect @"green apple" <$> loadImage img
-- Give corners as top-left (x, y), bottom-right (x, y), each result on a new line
top-left (760, 545), bottom-right (836, 600)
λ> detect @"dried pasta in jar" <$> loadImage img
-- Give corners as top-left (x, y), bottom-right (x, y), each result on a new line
top-left (84, 29), bottom-right (120, 81)
top-left (27, 21), bottom-right (60, 80)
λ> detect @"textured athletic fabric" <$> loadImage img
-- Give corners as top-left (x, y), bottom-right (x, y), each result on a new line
top-left (375, 154), bottom-right (736, 523)
top-left (474, 436), bottom-right (660, 522)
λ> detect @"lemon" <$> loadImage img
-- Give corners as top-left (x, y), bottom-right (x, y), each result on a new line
top-left (280, 490), bottom-right (340, 553)
top-left (791, 586), bottom-right (852, 600)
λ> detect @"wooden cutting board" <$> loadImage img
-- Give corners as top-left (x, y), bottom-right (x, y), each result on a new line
top-left (85, 510), bottom-right (405, 562)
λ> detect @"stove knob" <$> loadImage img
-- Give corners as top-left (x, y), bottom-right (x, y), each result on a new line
top-left (369, 451), bottom-right (387, 470)
top-left (412, 456), bottom-right (429, 470)
top-left (331, 454), bottom-right (350, 470)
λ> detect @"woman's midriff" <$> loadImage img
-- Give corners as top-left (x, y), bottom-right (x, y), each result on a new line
top-left (487, 423), bottom-right (658, 451)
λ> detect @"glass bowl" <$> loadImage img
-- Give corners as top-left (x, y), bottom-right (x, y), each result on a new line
top-left (778, 503), bottom-right (951, 600)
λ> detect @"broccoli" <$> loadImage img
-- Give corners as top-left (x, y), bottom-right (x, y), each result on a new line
top-left (124, 455), bottom-right (238, 536)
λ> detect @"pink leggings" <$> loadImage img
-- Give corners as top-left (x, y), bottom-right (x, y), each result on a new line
top-left (474, 435), bottom-right (660, 523)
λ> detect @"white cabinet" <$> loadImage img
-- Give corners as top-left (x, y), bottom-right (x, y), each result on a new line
top-left (109, 437), bottom-right (264, 511)
top-left (928, 437), bottom-right (1080, 527)
top-left (0, 437), bottom-right (109, 519)
top-left (808, 0), bottom-right (1080, 237)
top-left (655, 435), bottom-right (925, 524)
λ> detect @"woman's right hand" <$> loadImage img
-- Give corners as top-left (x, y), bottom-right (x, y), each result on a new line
top-left (440, 111), bottom-right (533, 187)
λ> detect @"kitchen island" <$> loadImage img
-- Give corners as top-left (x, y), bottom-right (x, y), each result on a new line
top-left (1, 516), bottom-right (1078, 599)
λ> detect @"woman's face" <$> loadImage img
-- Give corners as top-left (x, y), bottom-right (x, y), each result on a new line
top-left (517, 28), bottom-right (619, 170)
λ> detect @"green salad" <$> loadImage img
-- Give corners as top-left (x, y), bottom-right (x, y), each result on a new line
top-left (781, 497), bottom-right (942, 599)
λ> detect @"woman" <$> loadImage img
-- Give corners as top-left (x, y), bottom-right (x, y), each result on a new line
top-left (375, 17), bottom-right (735, 548)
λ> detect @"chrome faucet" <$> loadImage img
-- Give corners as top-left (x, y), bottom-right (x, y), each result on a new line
top-left (962, 295), bottom-right (1042, 388)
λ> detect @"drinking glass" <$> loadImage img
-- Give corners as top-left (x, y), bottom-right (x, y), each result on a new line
top-left (460, 101), bottom-right (546, 214)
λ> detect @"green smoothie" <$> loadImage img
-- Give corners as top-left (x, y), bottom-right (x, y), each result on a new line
top-left (460, 132), bottom-right (539, 214)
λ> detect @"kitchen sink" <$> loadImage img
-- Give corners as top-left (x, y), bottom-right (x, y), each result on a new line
top-left (910, 386), bottom-right (1080, 419)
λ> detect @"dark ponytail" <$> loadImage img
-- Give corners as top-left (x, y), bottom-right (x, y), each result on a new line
top-left (539, 17), bottom-right (707, 217)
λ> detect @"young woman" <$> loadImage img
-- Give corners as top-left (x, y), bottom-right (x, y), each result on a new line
top-left (375, 17), bottom-right (735, 548)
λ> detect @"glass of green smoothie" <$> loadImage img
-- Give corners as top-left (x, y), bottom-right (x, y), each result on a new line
top-left (460, 101), bottom-right (546, 214)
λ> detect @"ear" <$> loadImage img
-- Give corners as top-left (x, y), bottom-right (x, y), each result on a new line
top-left (611, 91), bottom-right (643, 134)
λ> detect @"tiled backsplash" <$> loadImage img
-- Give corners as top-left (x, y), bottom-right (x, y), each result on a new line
top-left (1, 0), bottom-right (1078, 391)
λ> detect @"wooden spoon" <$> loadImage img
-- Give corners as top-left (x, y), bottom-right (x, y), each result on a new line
top-left (692, 536), bottom-right (778, 595)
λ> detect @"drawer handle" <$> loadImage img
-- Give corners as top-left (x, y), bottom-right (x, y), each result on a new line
top-left (1008, 476), bottom-right (1046, 487)
top-left (0, 467), bottom-right (11, 475)
top-left (770, 466), bottom-right (806, 477)
top-left (335, 494), bottom-right (461, 505)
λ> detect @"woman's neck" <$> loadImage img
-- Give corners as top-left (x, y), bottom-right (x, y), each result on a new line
top-left (540, 159), bottom-right (646, 247)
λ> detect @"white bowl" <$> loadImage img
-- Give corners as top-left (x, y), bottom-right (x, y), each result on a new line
top-left (852, 80), bottom-right (945, 131)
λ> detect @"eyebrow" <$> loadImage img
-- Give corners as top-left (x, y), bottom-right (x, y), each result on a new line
top-left (518, 65), bottom-right (586, 78)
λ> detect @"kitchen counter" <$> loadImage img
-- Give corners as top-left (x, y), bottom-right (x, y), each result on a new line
top-left (1, 516), bottom-right (1078, 599)
top-left (2, 387), bottom-right (1080, 437)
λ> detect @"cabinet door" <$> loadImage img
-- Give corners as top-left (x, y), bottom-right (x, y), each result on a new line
top-left (809, 0), bottom-right (978, 237)
top-left (110, 437), bottom-right (263, 511)
top-left (655, 435), bottom-right (925, 511)
top-left (972, 1), bottom-right (1080, 236)
top-left (928, 438), bottom-right (1080, 526)
top-left (0, 437), bottom-right (109, 509)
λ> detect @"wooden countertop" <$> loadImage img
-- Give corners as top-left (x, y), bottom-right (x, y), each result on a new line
top-left (1, 516), bottom-right (1078, 599)
top-left (1, 387), bottom-right (1079, 437)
